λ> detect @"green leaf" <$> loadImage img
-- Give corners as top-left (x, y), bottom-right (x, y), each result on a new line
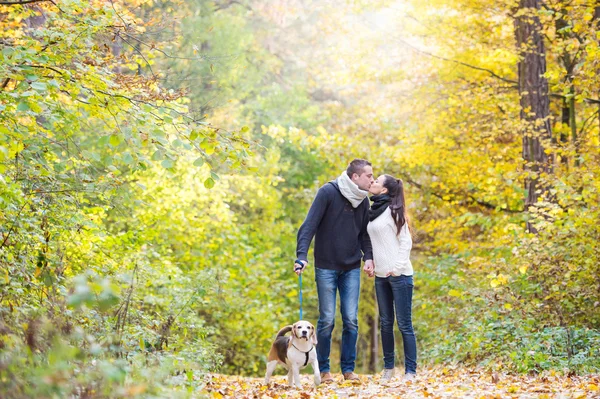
top-left (98, 136), bottom-right (109, 146)
top-left (17, 102), bottom-right (30, 111)
top-left (31, 81), bottom-right (47, 91)
top-left (2, 47), bottom-right (14, 57)
top-left (204, 177), bottom-right (215, 189)
top-left (161, 159), bottom-right (174, 169)
top-left (151, 150), bottom-right (164, 161)
top-left (90, 151), bottom-right (101, 162)
top-left (109, 135), bottom-right (121, 147)
top-left (123, 153), bottom-right (134, 164)
top-left (201, 140), bottom-right (216, 155)
top-left (193, 157), bottom-right (205, 167)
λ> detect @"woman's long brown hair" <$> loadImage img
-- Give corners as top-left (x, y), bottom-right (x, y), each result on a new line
top-left (382, 175), bottom-right (409, 235)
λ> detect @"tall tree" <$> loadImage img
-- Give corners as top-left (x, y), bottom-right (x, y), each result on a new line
top-left (514, 0), bottom-right (553, 232)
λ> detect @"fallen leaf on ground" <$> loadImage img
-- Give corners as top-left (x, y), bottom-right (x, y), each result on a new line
top-left (200, 367), bottom-right (600, 398)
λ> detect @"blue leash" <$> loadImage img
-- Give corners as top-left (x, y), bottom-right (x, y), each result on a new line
top-left (294, 259), bottom-right (304, 320)
top-left (298, 274), bottom-right (303, 320)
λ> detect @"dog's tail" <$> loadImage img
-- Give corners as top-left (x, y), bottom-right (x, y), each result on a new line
top-left (276, 325), bottom-right (293, 338)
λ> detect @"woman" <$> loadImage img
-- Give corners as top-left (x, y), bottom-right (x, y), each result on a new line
top-left (363, 174), bottom-right (417, 382)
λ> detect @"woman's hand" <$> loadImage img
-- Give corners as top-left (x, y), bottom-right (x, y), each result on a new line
top-left (363, 259), bottom-right (375, 277)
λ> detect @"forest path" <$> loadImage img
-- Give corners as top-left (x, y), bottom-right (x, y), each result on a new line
top-left (201, 367), bottom-right (599, 398)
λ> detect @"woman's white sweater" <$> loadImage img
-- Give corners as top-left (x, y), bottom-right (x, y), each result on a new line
top-left (367, 207), bottom-right (413, 278)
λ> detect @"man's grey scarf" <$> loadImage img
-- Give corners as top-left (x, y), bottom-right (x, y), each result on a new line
top-left (337, 171), bottom-right (369, 208)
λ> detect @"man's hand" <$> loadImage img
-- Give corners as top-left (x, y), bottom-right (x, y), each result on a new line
top-left (294, 259), bottom-right (307, 275)
top-left (363, 259), bottom-right (374, 277)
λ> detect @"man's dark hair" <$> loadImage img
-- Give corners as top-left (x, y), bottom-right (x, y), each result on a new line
top-left (346, 159), bottom-right (371, 178)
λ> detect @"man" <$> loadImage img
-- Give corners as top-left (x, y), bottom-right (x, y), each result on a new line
top-left (294, 159), bottom-right (374, 382)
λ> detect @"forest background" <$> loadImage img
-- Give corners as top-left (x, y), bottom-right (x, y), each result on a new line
top-left (1, 0), bottom-right (599, 397)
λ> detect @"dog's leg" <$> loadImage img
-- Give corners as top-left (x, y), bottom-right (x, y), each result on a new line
top-left (291, 364), bottom-right (302, 388)
top-left (287, 367), bottom-right (294, 386)
top-left (311, 359), bottom-right (321, 386)
top-left (264, 360), bottom-right (278, 385)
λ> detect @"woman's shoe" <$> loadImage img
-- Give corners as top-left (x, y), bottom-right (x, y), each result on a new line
top-left (380, 368), bottom-right (395, 383)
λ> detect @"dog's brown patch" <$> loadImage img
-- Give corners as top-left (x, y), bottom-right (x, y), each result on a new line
top-left (268, 325), bottom-right (293, 362)
top-left (268, 335), bottom-right (290, 362)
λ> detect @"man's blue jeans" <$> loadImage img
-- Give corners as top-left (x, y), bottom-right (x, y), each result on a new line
top-left (315, 267), bottom-right (360, 374)
top-left (375, 275), bottom-right (417, 374)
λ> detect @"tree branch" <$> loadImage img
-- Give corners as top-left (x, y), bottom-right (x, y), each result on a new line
top-left (1, 202), bottom-right (28, 249)
top-left (404, 175), bottom-right (523, 213)
top-left (579, 110), bottom-right (600, 137)
top-left (116, 33), bottom-right (158, 79)
top-left (392, 37), bottom-right (518, 85)
top-left (214, 0), bottom-right (252, 12)
top-left (118, 31), bottom-right (212, 62)
top-left (25, 188), bottom-right (97, 195)
top-left (0, 0), bottom-right (51, 4)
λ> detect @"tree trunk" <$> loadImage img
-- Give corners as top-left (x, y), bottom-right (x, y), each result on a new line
top-left (368, 288), bottom-right (379, 373)
top-left (556, 10), bottom-right (577, 165)
top-left (515, 0), bottom-right (553, 232)
top-left (595, 4), bottom-right (600, 139)
top-left (369, 312), bottom-right (379, 373)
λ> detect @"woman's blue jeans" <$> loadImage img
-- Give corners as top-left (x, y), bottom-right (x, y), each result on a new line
top-left (375, 274), bottom-right (417, 374)
top-left (315, 267), bottom-right (360, 373)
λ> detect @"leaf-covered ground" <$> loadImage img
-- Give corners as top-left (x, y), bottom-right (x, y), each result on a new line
top-left (202, 367), bottom-right (600, 398)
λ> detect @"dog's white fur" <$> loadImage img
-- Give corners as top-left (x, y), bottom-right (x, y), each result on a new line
top-left (264, 320), bottom-right (320, 388)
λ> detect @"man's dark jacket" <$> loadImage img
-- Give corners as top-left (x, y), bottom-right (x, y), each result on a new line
top-left (296, 181), bottom-right (373, 270)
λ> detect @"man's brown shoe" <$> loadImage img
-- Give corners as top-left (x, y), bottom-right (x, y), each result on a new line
top-left (320, 372), bottom-right (334, 383)
top-left (343, 372), bottom-right (360, 381)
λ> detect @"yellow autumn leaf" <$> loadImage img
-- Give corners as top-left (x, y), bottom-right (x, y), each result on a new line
top-left (519, 266), bottom-right (528, 274)
top-left (497, 274), bottom-right (508, 285)
top-left (205, 145), bottom-right (216, 156)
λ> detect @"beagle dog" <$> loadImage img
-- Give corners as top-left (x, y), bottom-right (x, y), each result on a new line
top-left (264, 320), bottom-right (320, 388)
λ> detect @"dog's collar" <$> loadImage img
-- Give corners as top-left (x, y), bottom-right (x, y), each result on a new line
top-left (291, 343), bottom-right (314, 367)
top-left (291, 343), bottom-right (314, 354)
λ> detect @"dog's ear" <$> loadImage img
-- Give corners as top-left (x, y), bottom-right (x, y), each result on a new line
top-left (310, 324), bottom-right (318, 345)
top-left (291, 322), bottom-right (298, 338)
